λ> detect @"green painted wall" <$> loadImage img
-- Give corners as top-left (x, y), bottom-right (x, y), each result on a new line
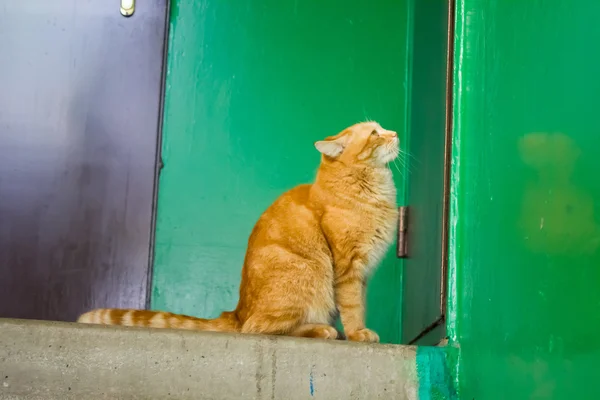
top-left (152, 0), bottom-right (411, 344)
top-left (449, 0), bottom-right (600, 397)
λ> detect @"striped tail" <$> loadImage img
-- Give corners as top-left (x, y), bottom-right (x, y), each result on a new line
top-left (77, 308), bottom-right (240, 332)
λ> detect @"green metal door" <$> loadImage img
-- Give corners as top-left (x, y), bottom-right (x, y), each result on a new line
top-left (152, 0), bottom-right (411, 344)
top-left (401, 0), bottom-right (451, 345)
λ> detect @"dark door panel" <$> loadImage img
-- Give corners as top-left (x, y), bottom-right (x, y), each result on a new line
top-left (0, 1), bottom-right (168, 321)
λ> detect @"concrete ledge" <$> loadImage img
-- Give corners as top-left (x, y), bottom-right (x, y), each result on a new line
top-left (0, 318), bottom-right (418, 399)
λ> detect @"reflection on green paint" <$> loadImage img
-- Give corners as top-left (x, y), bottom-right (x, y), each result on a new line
top-left (450, 0), bottom-right (600, 398)
top-left (519, 132), bottom-right (599, 255)
top-left (152, 0), bottom-right (411, 344)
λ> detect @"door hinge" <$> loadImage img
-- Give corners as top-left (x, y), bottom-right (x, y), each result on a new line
top-left (396, 206), bottom-right (409, 258)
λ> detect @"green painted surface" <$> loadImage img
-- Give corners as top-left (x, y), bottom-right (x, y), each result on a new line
top-left (416, 346), bottom-right (458, 400)
top-left (450, 0), bottom-right (600, 397)
top-left (152, 0), bottom-right (411, 344)
top-left (401, 0), bottom-right (449, 345)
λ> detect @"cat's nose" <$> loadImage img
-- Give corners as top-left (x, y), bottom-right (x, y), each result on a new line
top-left (386, 130), bottom-right (397, 138)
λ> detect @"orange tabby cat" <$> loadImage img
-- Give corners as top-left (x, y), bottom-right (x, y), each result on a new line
top-left (78, 121), bottom-right (399, 342)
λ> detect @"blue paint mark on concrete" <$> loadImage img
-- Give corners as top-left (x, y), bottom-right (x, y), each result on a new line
top-left (309, 368), bottom-right (314, 396)
top-left (416, 347), bottom-right (457, 399)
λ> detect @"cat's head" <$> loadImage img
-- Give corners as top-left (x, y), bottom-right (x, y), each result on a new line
top-left (314, 121), bottom-right (399, 167)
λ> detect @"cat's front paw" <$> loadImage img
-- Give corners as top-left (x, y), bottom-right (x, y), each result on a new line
top-left (347, 328), bottom-right (380, 343)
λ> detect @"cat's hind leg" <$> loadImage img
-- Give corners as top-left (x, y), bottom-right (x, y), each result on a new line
top-left (240, 309), bottom-right (304, 335)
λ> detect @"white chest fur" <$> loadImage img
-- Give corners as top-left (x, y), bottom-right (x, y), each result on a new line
top-left (341, 168), bottom-right (398, 276)
top-left (361, 169), bottom-right (398, 275)
top-left (319, 167), bottom-right (398, 276)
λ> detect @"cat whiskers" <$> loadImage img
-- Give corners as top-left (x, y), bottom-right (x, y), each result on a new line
top-left (387, 157), bottom-right (401, 174)
top-left (399, 148), bottom-right (420, 165)
top-left (392, 148), bottom-right (413, 176)
top-left (393, 158), bottom-right (406, 175)
top-left (383, 142), bottom-right (407, 175)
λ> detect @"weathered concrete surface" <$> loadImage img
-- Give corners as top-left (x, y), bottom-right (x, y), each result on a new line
top-left (0, 318), bottom-right (418, 399)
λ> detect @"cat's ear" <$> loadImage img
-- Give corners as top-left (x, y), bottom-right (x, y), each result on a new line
top-left (314, 136), bottom-right (346, 158)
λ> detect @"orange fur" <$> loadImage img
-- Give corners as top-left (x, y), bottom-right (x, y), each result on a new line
top-left (78, 121), bottom-right (399, 342)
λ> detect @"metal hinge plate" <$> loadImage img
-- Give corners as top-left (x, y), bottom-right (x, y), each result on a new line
top-left (396, 206), bottom-right (409, 258)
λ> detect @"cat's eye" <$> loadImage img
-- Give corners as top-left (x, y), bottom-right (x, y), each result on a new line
top-left (371, 129), bottom-right (378, 136)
